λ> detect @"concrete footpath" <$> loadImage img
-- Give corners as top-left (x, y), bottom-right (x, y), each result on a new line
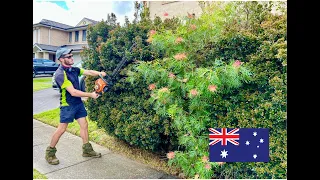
top-left (33, 119), bottom-right (178, 179)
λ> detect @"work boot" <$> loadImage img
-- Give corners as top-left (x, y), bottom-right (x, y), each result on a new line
top-left (45, 146), bottom-right (59, 165)
top-left (82, 142), bottom-right (101, 158)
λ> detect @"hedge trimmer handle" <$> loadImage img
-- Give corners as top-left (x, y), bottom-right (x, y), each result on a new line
top-left (94, 42), bottom-right (136, 97)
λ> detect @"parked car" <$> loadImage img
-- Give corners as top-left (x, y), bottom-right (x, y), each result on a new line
top-left (33, 58), bottom-right (59, 78)
top-left (52, 60), bottom-right (86, 92)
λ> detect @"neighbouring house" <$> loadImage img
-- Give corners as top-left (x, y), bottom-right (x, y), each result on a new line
top-left (144, 1), bottom-right (203, 21)
top-left (144, 1), bottom-right (285, 21)
top-left (33, 17), bottom-right (99, 64)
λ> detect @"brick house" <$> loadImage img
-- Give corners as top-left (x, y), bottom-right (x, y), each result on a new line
top-left (144, 1), bottom-right (285, 21)
top-left (144, 1), bottom-right (203, 21)
top-left (33, 17), bottom-right (98, 64)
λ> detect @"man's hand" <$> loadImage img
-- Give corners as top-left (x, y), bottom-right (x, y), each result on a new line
top-left (100, 72), bottom-right (106, 77)
top-left (90, 92), bottom-right (100, 99)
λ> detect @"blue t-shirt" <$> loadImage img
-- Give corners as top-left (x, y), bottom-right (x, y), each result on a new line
top-left (54, 65), bottom-right (85, 106)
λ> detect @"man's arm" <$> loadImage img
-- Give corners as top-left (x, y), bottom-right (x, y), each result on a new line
top-left (55, 71), bottom-right (99, 99)
top-left (66, 85), bottom-right (99, 99)
top-left (82, 69), bottom-right (106, 77)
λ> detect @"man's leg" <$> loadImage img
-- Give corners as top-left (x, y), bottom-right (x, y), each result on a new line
top-left (77, 117), bottom-right (101, 158)
top-left (77, 117), bottom-right (89, 143)
top-left (46, 123), bottom-right (68, 165)
top-left (50, 123), bottom-right (69, 147)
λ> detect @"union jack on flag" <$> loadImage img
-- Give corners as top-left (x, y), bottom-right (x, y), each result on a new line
top-left (209, 128), bottom-right (269, 162)
top-left (209, 128), bottom-right (240, 146)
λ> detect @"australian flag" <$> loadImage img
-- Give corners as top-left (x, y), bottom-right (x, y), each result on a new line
top-left (209, 128), bottom-right (269, 162)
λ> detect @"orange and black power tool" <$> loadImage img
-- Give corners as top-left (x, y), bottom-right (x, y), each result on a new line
top-left (94, 74), bottom-right (110, 95)
top-left (94, 42), bottom-right (136, 96)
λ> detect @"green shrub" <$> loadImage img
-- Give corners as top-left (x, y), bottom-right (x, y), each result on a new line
top-left (130, 1), bottom-right (286, 179)
top-left (82, 1), bottom-right (286, 179)
top-left (81, 8), bottom-right (181, 151)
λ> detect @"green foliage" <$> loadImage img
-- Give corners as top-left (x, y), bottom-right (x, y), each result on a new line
top-left (33, 168), bottom-right (47, 179)
top-left (81, 7), bottom-right (181, 152)
top-left (131, 1), bottom-right (286, 179)
top-left (132, 33), bottom-right (253, 179)
top-left (82, 1), bottom-right (286, 179)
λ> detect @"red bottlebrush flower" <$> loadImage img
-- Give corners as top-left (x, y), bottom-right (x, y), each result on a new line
top-left (174, 53), bottom-right (187, 60)
top-left (178, 173), bottom-right (185, 178)
top-left (175, 37), bottom-right (183, 44)
top-left (190, 89), bottom-right (198, 96)
top-left (187, 12), bottom-right (194, 19)
top-left (149, 30), bottom-right (156, 36)
top-left (146, 37), bottom-right (153, 43)
top-left (97, 36), bottom-right (102, 42)
top-left (168, 72), bottom-right (176, 78)
top-left (159, 87), bottom-right (169, 92)
top-left (202, 156), bottom-right (209, 163)
top-left (148, 83), bottom-right (156, 90)
top-left (164, 12), bottom-right (169, 16)
top-left (167, 151), bottom-right (175, 159)
top-left (190, 24), bottom-right (197, 30)
top-left (182, 78), bottom-right (188, 83)
top-left (233, 60), bottom-right (242, 68)
top-left (96, 45), bottom-right (102, 53)
top-left (208, 85), bottom-right (217, 92)
top-left (205, 163), bottom-right (211, 170)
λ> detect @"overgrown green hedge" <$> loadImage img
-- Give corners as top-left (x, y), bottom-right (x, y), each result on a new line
top-left (81, 1), bottom-right (286, 179)
top-left (81, 8), bottom-right (182, 151)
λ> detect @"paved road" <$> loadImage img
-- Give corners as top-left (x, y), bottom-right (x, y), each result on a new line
top-left (33, 88), bottom-right (178, 179)
top-left (33, 88), bottom-right (60, 115)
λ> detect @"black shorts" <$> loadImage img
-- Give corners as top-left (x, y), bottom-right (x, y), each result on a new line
top-left (60, 103), bottom-right (87, 123)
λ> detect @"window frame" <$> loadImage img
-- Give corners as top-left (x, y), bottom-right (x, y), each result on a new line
top-left (82, 30), bottom-right (87, 41)
top-left (75, 31), bottom-right (79, 42)
top-left (69, 32), bottom-right (72, 42)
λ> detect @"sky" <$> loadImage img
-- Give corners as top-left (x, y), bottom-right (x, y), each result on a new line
top-left (33, 0), bottom-right (136, 26)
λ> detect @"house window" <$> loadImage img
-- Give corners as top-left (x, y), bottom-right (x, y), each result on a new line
top-left (37, 29), bottom-right (40, 42)
top-left (69, 32), bottom-right (72, 42)
top-left (75, 31), bottom-right (79, 42)
top-left (82, 30), bottom-right (87, 41)
top-left (33, 30), bottom-right (37, 44)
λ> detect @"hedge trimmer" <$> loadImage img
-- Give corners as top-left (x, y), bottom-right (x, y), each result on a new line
top-left (94, 42), bottom-right (136, 96)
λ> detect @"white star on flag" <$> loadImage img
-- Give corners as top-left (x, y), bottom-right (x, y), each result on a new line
top-left (220, 149), bottom-right (228, 158)
top-left (245, 141), bottom-right (250, 145)
top-left (253, 132), bottom-right (257, 136)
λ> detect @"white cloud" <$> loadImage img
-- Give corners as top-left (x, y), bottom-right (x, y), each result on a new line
top-left (33, 0), bottom-right (136, 26)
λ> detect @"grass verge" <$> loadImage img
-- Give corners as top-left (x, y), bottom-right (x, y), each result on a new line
top-left (33, 108), bottom-right (179, 177)
top-left (33, 168), bottom-right (47, 179)
top-left (33, 77), bottom-right (52, 92)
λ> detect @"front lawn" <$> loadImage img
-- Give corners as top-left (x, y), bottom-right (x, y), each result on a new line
top-left (33, 168), bottom-right (47, 179)
top-left (33, 77), bottom-right (52, 92)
